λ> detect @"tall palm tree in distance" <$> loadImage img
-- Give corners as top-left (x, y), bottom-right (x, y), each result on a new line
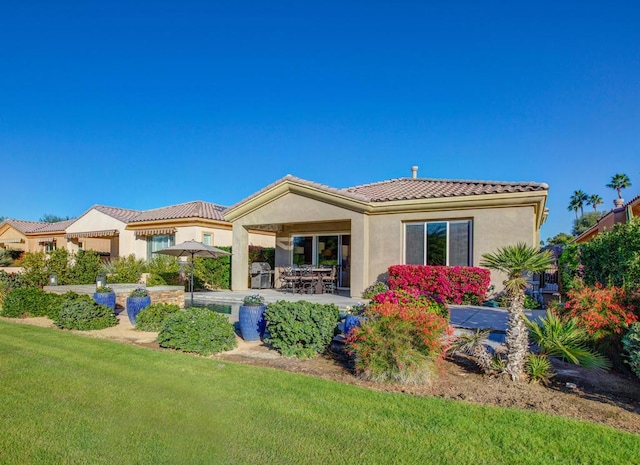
top-left (568, 190), bottom-right (588, 217)
top-left (587, 194), bottom-right (603, 212)
top-left (481, 243), bottom-right (554, 382)
top-left (606, 173), bottom-right (632, 199)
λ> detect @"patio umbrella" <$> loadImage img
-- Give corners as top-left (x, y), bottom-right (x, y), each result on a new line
top-left (154, 240), bottom-right (232, 306)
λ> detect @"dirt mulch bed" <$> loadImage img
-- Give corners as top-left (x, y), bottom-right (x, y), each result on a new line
top-left (5, 316), bottom-right (640, 435)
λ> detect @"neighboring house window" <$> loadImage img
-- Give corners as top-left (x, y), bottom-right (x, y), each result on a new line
top-left (44, 241), bottom-right (56, 253)
top-left (147, 235), bottom-right (175, 259)
top-left (405, 220), bottom-right (472, 266)
top-left (202, 233), bottom-right (212, 246)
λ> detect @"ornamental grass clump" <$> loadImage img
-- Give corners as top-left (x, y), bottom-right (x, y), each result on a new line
top-left (371, 288), bottom-right (449, 320)
top-left (158, 308), bottom-right (237, 355)
top-left (347, 302), bottom-right (451, 384)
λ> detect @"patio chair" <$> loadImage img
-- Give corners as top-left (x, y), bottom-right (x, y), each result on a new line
top-left (299, 266), bottom-right (318, 294)
top-left (322, 266), bottom-right (337, 294)
top-left (278, 266), bottom-right (298, 293)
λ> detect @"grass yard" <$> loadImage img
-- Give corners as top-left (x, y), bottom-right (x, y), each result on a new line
top-left (1, 321), bottom-right (638, 465)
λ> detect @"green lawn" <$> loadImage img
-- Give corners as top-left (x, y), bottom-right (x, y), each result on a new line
top-left (0, 321), bottom-right (638, 465)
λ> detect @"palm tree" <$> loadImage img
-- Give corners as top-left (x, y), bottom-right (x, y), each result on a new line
top-left (587, 194), bottom-right (603, 212)
top-left (606, 173), bottom-right (632, 199)
top-left (567, 198), bottom-right (580, 219)
top-left (480, 243), bottom-right (554, 382)
top-left (569, 190), bottom-right (588, 217)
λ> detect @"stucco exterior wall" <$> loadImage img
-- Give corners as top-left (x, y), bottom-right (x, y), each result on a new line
top-left (0, 226), bottom-right (27, 252)
top-left (65, 209), bottom-right (129, 257)
top-left (228, 189), bottom-right (542, 297)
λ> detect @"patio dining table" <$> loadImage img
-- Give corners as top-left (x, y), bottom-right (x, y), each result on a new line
top-left (282, 267), bottom-right (333, 294)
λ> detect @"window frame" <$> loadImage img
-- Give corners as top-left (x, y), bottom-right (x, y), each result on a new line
top-left (403, 220), bottom-right (473, 266)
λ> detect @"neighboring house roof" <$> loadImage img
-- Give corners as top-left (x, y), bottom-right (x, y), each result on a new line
top-left (130, 201), bottom-right (226, 223)
top-left (93, 205), bottom-right (142, 223)
top-left (31, 219), bottom-right (76, 234)
top-left (574, 193), bottom-right (640, 243)
top-left (1, 219), bottom-right (49, 234)
top-left (343, 178), bottom-right (549, 202)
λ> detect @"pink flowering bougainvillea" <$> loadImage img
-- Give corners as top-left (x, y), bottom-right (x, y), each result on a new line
top-left (387, 265), bottom-right (490, 305)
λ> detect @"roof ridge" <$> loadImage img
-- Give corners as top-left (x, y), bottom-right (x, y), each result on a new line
top-left (345, 177), bottom-right (548, 190)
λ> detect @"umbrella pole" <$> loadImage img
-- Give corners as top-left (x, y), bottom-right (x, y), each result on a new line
top-left (190, 253), bottom-right (195, 307)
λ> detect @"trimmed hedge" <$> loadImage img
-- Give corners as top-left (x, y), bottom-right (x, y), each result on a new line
top-left (387, 265), bottom-right (490, 305)
top-left (0, 287), bottom-right (58, 318)
top-left (136, 303), bottom-right (180, 332)
top-left (264, 300), bottom-right (339, 358)
top-left (158, 308), bottom-right (237, 355)
top-left (54, 295), bottom-right (118, 330)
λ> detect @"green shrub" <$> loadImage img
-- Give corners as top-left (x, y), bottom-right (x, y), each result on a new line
top-left (523, 294), bottom-right (541, 310)
top-left (54, 296), bottom-right (118, 330)
top-left (106, 255), bottom-right (146, 284)
top-left (0, 249), bottom-right (13, 267)
top-left (347, 302), bottom-right (449, 384)
top-left (70, 250), bottom-right (103, 284)
top-left (20, 251), bottom-right (49, 287)
top-left (0, 271), bottom-right (24, 308)
top-left (158, 308), bottom-right (237, 355)
top-left (622, 322), bottom-right (640, 379)
top-left (136, 303), bottom-right (180, 332)
top-left (0, 287), bottom-right (56, 318)
top-left (362, 281), bottom-right (389, 299)
top-left (248, 246), bottom-right (275, 269)
top-left (193, 247), bottom-right (231, 290)
top-left (47, 249), bottom-right (72, 284)
top-left (264, 300), bottom-right (339, 358)
top-left (146, 255), bottom-right (181, 286)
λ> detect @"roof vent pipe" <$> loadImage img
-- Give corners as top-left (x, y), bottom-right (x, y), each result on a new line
top-left (411, 166), bottom-right (419, 179)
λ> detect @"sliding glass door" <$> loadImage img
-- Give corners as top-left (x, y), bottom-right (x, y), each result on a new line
top-left (292, 234), bottom-right (351, 288)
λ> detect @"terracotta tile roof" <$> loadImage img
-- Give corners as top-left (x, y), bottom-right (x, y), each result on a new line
top-left (2, 219), bottom-right (49, 234)
top-left (31, 219), bottom-right (76, 233)
top-left (225, 174), bottom-right (370, 212)
top-left (93, 205), bottom-right (142, 223)
top-left (342, 177), bottom-right (549, 202)
top-left (129, 201), bottom-right (226, 223)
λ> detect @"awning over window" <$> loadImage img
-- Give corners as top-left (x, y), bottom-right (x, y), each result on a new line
top-left (37, 238), bottom-right (57, 244)
top-left (66, 230), bottom-right (119, 239)
top-left (0, 238), bottom-right (23, 244)
top-left (134, 228), bottom-right (177, 237)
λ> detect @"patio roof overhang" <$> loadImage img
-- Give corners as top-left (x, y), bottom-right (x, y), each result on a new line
top-left (66, 230), bottom-right (119, 239)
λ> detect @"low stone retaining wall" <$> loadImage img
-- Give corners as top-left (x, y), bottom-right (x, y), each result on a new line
top-left (44, 284), bottom-right (185, 309)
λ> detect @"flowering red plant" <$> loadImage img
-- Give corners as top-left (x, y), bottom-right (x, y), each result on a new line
top-left (563, 283), bottom-right (638, 339)
top-left (387, 265), bottom-right (490, 305)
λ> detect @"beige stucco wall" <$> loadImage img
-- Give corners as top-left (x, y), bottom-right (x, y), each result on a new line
top-left (65, 209), bottom-right (133, 257)
top-left (228, 190), bottom-right (541, 297)
top-left (0, 226), bottom-right (27, 252)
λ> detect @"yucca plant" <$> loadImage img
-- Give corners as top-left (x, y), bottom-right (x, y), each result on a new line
top-left (481, 243), bottom-right (554, 381)
top-left (526, 353), bottom-right (553, 384)
top-left (449, 329), bottom-right (496, 374)
top-left (526, 311), bottom-right (611, 370)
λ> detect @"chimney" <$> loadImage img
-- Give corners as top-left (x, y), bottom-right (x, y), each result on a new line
top-left (411, 166), bottom-right (419, 179)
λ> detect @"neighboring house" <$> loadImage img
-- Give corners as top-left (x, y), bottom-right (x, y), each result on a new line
top-left (223, 169), bottom-right (549, 297)
top-left (574, 194), bottom-right (640, 243)
top-left (2, 200), bottom-right (275, 262)
top-left (0, 219), bottom-right (74, 253)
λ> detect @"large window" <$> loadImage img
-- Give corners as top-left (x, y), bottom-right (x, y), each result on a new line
top-left (147, 234), bottom-right (175, 259)
top-left (404, 220), bottom-right (472, 266)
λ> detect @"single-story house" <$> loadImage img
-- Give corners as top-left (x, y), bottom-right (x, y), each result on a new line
top-left (0, 219), bottom-right (74, 253)
top-left (575, 194), bottom-right (639, 243)
top-left (65, 200), bottom-right (274, 260)
top-left (2, 200), bottom-right (274, 261)
top-left (223, 168), bottom-right (549, 297)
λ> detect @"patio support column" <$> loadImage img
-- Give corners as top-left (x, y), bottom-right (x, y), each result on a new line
top-left (231, 224), bottom-right (249, 291)
top-left (349, 215), bottom-right (369, 298)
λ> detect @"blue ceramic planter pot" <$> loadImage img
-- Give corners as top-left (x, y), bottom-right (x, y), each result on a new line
top-left (93, 292), bottom-right (116, 310)
top-left (239, 304), bottom-right (266, 341)
top-left (344, 315), bottom-right (364, 335)
top-left (126, 296), bottom-right (151, 325)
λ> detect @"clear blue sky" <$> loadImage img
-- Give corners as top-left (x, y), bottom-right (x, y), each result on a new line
top-left (1, 1), bottom-right (638, 241)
